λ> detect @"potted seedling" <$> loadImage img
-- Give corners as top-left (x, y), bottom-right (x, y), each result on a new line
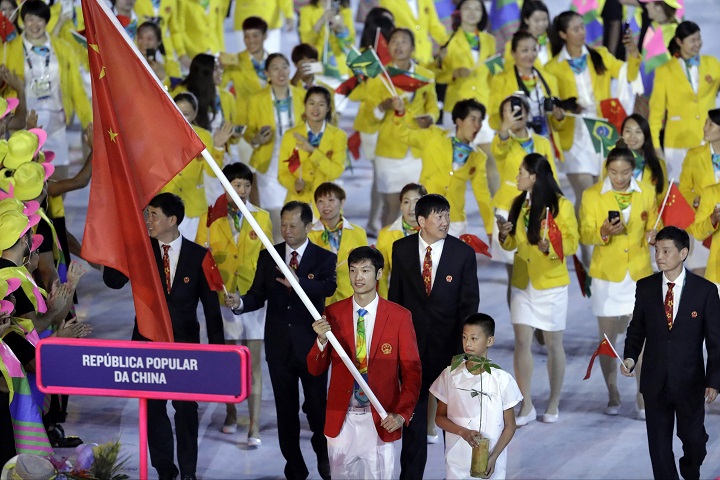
top-left (450, 353), bottom-right (500, 478)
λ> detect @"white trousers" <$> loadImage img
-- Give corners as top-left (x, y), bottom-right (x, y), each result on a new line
top-left (326, 411), bottom-right (394, 480)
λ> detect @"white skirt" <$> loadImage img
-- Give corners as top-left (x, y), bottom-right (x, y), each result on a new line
top-left (510, 283), bottom-right (568, 331)
top-left (374, 153), bottom-right (422, 193)
top-left (591, 270), bottom-right (636, 317)
top-left (360, 132), bottom-right (378, 161)
top-left (663, 148), bottom-right (690, 182)
top-left (490, 209), bottom-right (515, 264)
top-left (563, 117), bottom-right (603, 176)
top-left (222, 303), bottom-right (268, 341)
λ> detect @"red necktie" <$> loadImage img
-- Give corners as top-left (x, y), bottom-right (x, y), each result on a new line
top-left (162, 244), bottom-right (171, 294)
top-left (422, 246), bottom-right (432, 296)
top-left (289, 251), bottom-right (299, 271)
top-left (665, 282), bottom-right (675, 330)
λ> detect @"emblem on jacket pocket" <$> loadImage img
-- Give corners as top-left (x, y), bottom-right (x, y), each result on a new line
top-left (183, 277), bottom-right (189, 283)
top-left (692, 311), bottom-right (698, 318)
top-left (706, 75), bottom-right (713, 84)
top-left (308, 273), bottom-right (315, 279)
top-left (641, 211), bottom-right (647, 221)
top-left (250, 231), bottom-right (257, 239)
top-left (446, 275), bottom-right (452, 282)
top-left (382, 343), bottom-right (392, 354)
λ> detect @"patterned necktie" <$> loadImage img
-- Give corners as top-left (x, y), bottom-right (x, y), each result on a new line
top-left (665, 282), bottom-right (675, 330)
top-left (711, 153), bottom-right (720, 174)
top-left (567, 54), bottom-right (588, 75)
top-left (422, 246), bottom-right (432, 296)
top-left (613, 191), bottom-right (633, 211)
top-left (289, 251), bottom-right (299, 271)
top-left (252, 56), bottom-right (267, 81)
top-left (354, 308), bottom-right (370, 406)
top-left (162, 244), bottom-right (171, 294)
top-left (228, 207), bottom-right (243, 235)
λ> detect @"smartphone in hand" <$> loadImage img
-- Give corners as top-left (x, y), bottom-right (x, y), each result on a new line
top-left (608, 210), bottom-right (621, 224)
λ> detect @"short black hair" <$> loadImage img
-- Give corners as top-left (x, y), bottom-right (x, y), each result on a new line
top-left (173, 92), bottom-right (199, 112)
top-left (265, 53), bottom-right (290, 71)
top-left (242, 16), bottom-right (268, 34)
top-left (314, 182), bottom-right (346, 202)
top-left (452, 98), bottom-right (486, 124)
top-left (655, 226), bottom-right (690, 253)
top-left (148, 192), bottom-right (185, 225)
top-left (388, 28), bottom-right (414, 47)
top-left (348, 246), bottom-right (384, 274)
top-left (464, 313), bottom-right (495, 337)
top-left (21, 0), bottom-right (50, 23)
top-left (415, 194), bottom-right (450, 220)
top-left (281, 201), bottom-right (313, 226)
top-left (223, 162), bottom-right (253, 185)
top-left (709, 108), bottom-right (720, 127)
top-left (291, 43), bottom-right (319, 63)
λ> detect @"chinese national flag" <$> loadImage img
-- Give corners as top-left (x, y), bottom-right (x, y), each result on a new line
top-left (660, 183), bottom-right (695, 230)
top-left (348, 131), bottom-right (361, 160)
top-left (599, 98), bottom-right (628, 133)
top-left (284, 148), bottom-right (301, 173)
top-left (202, 252), bottom-right (225, 293)
top-left (584, 338), bottom-right (621, 380)
top-left (545, 210), bottom-right (564, 261)
top-left (374, 30), bottom-right (392, 65)
top-left (459, 234), bottom-right (492, 258)
top-left (80, 0), bottom-right (205, 342)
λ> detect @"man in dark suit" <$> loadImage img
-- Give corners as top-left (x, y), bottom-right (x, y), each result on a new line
top-left (308, 246), bottom-right (422, 479)
top-left (622, 226), bottom-right (720, 480)
top-left (388, 193), bottom-right (480, 480)
top-left (225, 201), bottom-right (337, 480)
top-left (103, 193), bottom-right (224, 480)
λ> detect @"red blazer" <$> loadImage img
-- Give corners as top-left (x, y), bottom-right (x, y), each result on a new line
top-left (307, 296), bottom-right (422, 442)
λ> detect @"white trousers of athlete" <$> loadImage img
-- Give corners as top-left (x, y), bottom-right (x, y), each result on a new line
top-left (326, 409), bottom-right (394, 479)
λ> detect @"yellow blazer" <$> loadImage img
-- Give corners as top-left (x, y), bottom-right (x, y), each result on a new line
top-left (196, 201), bottom-right (273, 298)
top-left (601, 156), bottom-right (669, 208)
top-left (299, 5), bottom-right (355, 77)
top-left (222, 50), bottom-right (266, 124)
top-left (375, 217), bottom-right (407, 299)
top-left (689, 182), bottom-right (720, 283)
top-left (278, 123), bottom-right (347, 205)
top-left (244, 85), bottom-right (307, 174)
top-left (160, 126), bottom-right (224, 218)
top-left (4, 36), bottom-right (91, 128)
top-left (491, 133), bottom-right (558, 212)
top-left (308, 218), bottom-right (368, 305)
top-left (180, 0), bottom-right (225, 57)
top-left (579, 180), bottom-right (658, 282)
top-left (378, 0), bottom-right (448, 65)
top-left (349, 81), bottom-right (378, 134)
top-left (501, 196), bottom-right (579, 290)
top-left (234, 0), bottom-right (293, 31)
top-left (678, 144), bottom-right (717, 212)
top-left (398, 123), bottom-right (493, 232)
top-left (649, 55), bottom-right (720, 149)
top-left (487, 66), bottom-right (566, 160)
top-left (366, 64), bottom-right (439, 158)
top-left (441, 30), bottom-right (495, 112)
top-left (134, 0), bottom-right (184, 58)
top-left (544, 47), bottom-right (640, 151)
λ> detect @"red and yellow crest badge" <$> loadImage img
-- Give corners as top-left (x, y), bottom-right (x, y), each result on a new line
top-left (381, 343), bottom-right (392, 354)
top-left (249, 231), bottom-right (257, 240)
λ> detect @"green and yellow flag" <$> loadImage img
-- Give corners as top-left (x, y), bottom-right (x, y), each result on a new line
top-left (583, 117), bottom-right (619, 154)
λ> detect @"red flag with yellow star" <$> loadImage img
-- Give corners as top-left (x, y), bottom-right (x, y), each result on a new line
top-left (80, 0), bottom-right (205, 342)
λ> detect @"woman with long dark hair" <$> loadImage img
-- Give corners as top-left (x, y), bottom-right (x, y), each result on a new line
top-left (503, 0), bottom-right (551, 67)
top-left (497, 153), bottom-right (578, 426)
top-left (620, 114), bottom-right (667, 206)
top-left (544, 10), bottom-right (639, 266)
top-left (649, 21), bottom-right (720, 179)
top-left (580, 141), bottom-right (658, 418)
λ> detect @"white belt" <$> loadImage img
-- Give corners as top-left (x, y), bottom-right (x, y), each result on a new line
top-left (348, 405), bottom-right (370, 414)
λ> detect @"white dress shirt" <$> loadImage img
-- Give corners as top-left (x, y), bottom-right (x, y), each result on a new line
top-left (662, 267), bottom-right (686, 324)
top-left (678, 57), bottom-right (699, 94)
top-left (158, 235), bottom-right (183, 287)
top-left (317, 293), bottom-right (379, 355)
top-left (418, 234), bottom-right (445, 290)
top-left (285, 238), bottom-right (309, 267)
top-left (559, 45), bottom-right (596, 113)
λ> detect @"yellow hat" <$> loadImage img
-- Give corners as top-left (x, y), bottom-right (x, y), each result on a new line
top-left (0, 210), bottom-right (40, 251)
top-left (3, 129), bottom-right (47, 170)
top-left (7, 161), bottom-right (54, 201)
top-left (0, 196), bottom-right (40, 217)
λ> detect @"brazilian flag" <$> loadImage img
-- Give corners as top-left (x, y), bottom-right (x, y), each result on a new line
top-left (583, 117), bottom-right (619, 155)
top-left (483, 54), bottom-right (505, 75)
top-left (346, 49), bottom-right (384, 79)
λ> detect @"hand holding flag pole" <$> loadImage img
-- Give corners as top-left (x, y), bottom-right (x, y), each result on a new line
top-left (583, 334), bottom-right (623, 380)
top-left (200, 149), bottom-right (388, 420)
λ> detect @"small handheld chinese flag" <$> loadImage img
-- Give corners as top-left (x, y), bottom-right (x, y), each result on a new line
top-left (206, 194), bottom-right (229, 228)
top-left (374, 28), bottom-right (392, 65)
top-left (202, 251), bottom-right (226, 293)
top-left (544, 210), bottom-right (564, 261)
top-left (285, 148), bottom-right (301, 174)
top-left (348, 131), bottom-right (362, 160)
top-left (660, 183), bottom-right (694, 230)
top-left (599, 98), bottom-right (628, 133)
top-left (584, 335), bottom-right (622, 380)
top-left (459, 234), bottom-right (492, 258)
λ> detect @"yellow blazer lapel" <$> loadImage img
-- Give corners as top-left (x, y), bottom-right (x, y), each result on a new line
top-left (669, 59), bottom-right (694, 96)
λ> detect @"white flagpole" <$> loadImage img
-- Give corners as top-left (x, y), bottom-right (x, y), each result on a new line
top-left (200, 149), bottom-right (387, 419)
top-left (322, 0), bottom-right (330, 69)
top-left (653, 177), bottom-right (675, 230)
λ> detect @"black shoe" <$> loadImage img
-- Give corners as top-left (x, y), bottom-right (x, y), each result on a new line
top-left (47, 424), bottom-right (83, 448)
top-left (180, 475), bottom-right (197, 480)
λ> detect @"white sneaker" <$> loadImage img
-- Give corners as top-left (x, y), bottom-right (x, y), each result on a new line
top-left (222, 424), bottom-right (237, 434)
top-left (516, 407), bottom-right (537, 426)
top-left (248, 437), bottom-right (262, 448)
top-left (427, 434), bottom-right (439, 444)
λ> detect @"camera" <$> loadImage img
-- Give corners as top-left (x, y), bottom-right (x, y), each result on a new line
top-left (543, 96), bottom-right (579, 113)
